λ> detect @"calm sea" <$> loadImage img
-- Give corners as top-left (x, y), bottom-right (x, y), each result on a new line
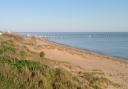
top-left (19, 32), bottom-right (128, 60)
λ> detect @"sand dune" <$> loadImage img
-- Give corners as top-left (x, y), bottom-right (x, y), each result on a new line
top-left (1, 32), bottom-right (128, 89)
top-left (21, 34), bottom-right (128, 89)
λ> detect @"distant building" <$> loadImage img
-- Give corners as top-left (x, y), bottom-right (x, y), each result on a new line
top-left (27, 34), bottom-right (30, 37)
top-left (0, 32), bottom-right (3, 36)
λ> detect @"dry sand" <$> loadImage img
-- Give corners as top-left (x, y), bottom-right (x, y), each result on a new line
top-left (2, 33), bottom-right (128, 89)
top-left (21, 35), bottom-right (128, 89)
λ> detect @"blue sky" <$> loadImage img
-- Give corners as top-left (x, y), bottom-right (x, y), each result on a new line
top-left (0, 0), bottom-right (128, 32)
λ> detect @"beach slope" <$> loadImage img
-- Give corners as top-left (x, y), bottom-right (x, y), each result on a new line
top-left (0, 32), bottom-right (127, 89)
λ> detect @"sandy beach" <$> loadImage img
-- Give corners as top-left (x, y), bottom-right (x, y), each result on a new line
top-left (19, 34), bottom-right (128, 89)
top-left (0, 33), bottom-right (128, 89)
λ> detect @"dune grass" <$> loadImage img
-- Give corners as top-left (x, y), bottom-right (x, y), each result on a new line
top-left (0, 37), bottom-right (121, 89)
top-left (0, 41), bottom-right (86, 89)
top-left (0, 57), bottom-right (86, 89)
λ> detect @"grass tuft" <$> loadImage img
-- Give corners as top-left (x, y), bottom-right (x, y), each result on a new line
top-left (0, 39), bottom-right (121, 89)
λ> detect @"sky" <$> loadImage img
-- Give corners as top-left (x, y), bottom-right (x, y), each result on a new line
top-left (0, 0), bottom-right (128, 32)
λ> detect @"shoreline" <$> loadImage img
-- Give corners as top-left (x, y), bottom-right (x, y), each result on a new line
top-left (13, 32), bottom-right (128, 63)
top-left (44, 37), bottom-right (128, 88)
top-left (1, 32), bottom-right (128, 88)
top-left (18, 32), bottom-right (128, 60)
top-left (48, 39), bottom-right (128, 63)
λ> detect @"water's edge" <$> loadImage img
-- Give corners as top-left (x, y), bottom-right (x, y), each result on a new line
top-left (18, 32), bottom-right (128, 60)
top-left (48, 39), bottom-right (128, 62)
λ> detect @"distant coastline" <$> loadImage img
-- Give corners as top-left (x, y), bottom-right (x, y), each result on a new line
top-left (1, 32), bottom-right (128, 88)
top-left (18, 32), bottom-right (128, 60)
top-left (47, 38), bottom-right (128, 64)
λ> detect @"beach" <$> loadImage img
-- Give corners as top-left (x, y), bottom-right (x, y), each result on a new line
top-left (1, 0), bottom-right (128, 89)
top-left (20, 33), bottom-right (128, 89)
top-left (21, 32), bottom-right (128, 59)
top-left (0, 32), bottom-right (128, 89)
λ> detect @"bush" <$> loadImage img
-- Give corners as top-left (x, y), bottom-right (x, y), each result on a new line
top-left (40, 51), bottom-right (45, 58)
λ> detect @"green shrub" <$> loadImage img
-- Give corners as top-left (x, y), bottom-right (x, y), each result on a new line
top-left (0, 40), bottom-right (121, 89)
top-left (13, 60), bottom-right (41, 71)
top-left (0, 45), bottom-right (16, 55)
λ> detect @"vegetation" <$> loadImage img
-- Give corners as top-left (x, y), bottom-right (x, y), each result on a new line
top-left (0, 34), bottom-right (121, 89)
top-left (40, 51), bottom-right (45, 58)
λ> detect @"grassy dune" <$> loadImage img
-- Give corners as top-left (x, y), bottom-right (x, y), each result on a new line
top-left (0, 33), bottom-right (121, 89)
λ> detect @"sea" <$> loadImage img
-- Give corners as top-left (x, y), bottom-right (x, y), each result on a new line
top-left (19, 32), bottom-right (128, 60)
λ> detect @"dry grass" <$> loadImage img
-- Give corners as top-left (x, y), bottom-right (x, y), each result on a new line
top-left (0, 33), bottom-right (122, 89)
